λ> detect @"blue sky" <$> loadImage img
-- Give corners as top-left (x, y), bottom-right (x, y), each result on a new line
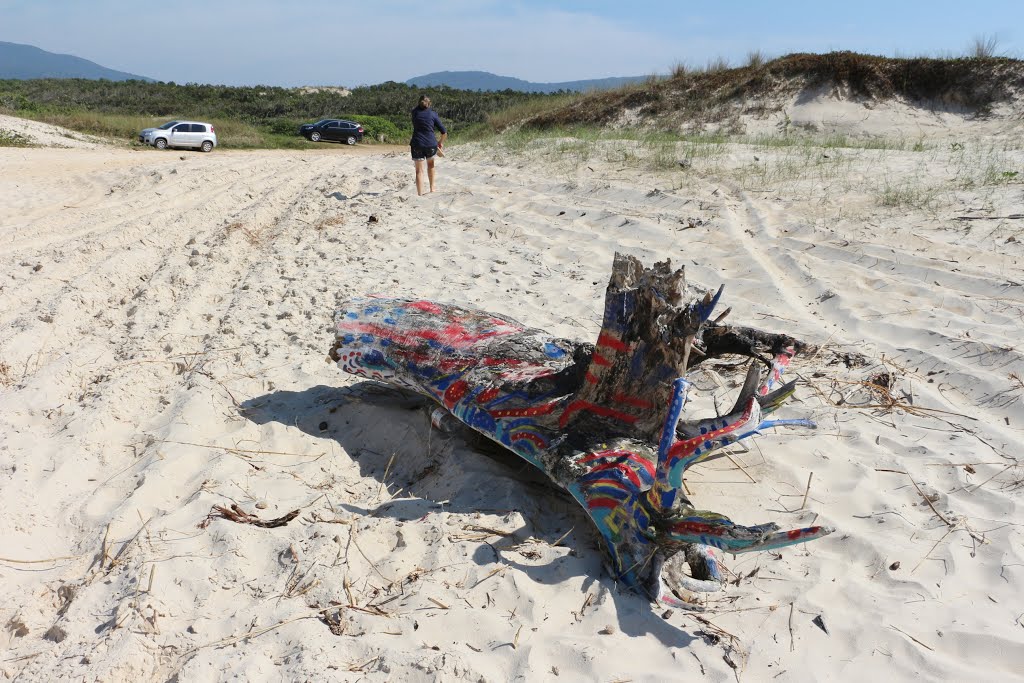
top-left (0, 0), bottom-right (1019, 86)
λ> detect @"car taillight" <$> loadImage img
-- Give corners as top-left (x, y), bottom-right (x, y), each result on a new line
top-left (210, 125), bottom-right (215, 132)
top-left (358, 127), bottom-right (363, 132)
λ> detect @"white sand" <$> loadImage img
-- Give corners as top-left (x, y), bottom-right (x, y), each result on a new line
top-left (1, 110), bottom-right (1023, 682)
top-left (0, 114), bottom-right (111, 149)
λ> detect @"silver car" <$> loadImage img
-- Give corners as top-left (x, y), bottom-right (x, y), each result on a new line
top-left (139, 120), bottom-right (217, 152)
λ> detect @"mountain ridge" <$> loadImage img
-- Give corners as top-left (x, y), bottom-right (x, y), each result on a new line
top-left (0, 41), bottom-right (153, 81)
top-left (405, 70), bottom-right (649, 93)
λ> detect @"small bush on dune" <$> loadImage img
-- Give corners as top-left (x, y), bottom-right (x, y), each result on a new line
top-left (0, 128), bottom-right (33, 147)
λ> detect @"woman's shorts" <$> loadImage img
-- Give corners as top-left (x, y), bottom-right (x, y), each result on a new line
top-left (411, 145), bottom-right (438, 161)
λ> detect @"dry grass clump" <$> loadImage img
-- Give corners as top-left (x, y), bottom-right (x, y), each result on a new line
top-left (970, 34), bottom-right (1002, 59)
top-left (745, 50), bottom-right (768, 69)
top-left (876, 179), bottom-right (940, 210)
top-left (703, 57), bottom-right (732, 74)
top-left (0, 361), bottom-right (14, 386)
top-left (30, 112), bottom-right (145, 142)
top-left (485, 93), bottom-right (584, 132)
top-left (315, 215), bottom-right (346, 231)
top-left (225, 220), bottom-right (266, 246)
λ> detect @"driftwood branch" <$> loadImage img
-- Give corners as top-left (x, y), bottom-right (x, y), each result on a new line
top-left (953, 214), bottom-right (1024, 221)
top-left (199, 504), bottom-right (299, 529)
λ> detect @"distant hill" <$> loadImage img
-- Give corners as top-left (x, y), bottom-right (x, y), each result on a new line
top-left (0, 41), bottom-right (153, 81)
top-left (406, 70), bottom-right (649, 93)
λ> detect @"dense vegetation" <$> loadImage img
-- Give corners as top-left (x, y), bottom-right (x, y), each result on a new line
top-left (3, 52), bottom-right (1021, 149)
top-left (0, 78), bottom-right (561, 147)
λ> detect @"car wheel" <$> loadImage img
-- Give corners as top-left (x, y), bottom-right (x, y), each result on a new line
top-left (346, 136), bottom-right (357, 145)
top-left (201, 140), bottom-right (213, 153)
top-left (155, 138), bottom-right (168, 150)
top-left (310, 132), bottom-right (321, 142)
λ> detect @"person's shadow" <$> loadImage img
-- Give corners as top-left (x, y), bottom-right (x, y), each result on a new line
top-left (240, 381), bottom-right (696, 647)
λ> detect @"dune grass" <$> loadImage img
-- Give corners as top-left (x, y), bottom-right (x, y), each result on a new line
top-left (468, 123), bottom-right (927, 157)
top-left (462, 120), bottom-right (1021, 217)
top-left (481, 93), bottom-right (583, 134)
top-left (876, 178), bottom-right (941, 209)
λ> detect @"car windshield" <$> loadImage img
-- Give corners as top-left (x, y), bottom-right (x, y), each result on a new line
top-left (158, 121), bottom-right (179, 130)
top-left (315, 120), bottom-right (330, 126)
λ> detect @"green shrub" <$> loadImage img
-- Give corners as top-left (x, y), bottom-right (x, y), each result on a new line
top-left (0, 92), bottom-right (36, 111)
top-left (265, 118), bottom-right (305, 136)
top-left (343, 114), bottom-right (406, 143)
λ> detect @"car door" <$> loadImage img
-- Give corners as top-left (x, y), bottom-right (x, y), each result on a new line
top-left (324, 120), bottom-right (341, 142)
top-left (188, 124), bottom-right (207, 147)
top-left (339, 122), bottom-right (355, 142)
top-left (170, 123), bottom-right (192, 147)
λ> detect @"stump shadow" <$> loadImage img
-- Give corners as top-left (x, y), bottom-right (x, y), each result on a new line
top-left (240, 381), bottom-right (696, 647)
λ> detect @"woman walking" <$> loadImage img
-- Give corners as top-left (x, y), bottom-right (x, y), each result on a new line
top-left (410, 95), bottom-right (448, 195)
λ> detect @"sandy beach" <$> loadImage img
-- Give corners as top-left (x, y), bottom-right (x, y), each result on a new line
top-left (1, 109), bottom-right (1022, 682)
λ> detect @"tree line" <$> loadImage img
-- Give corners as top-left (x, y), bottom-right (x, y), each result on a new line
top-left (0, 78), bottom-right (562, 137)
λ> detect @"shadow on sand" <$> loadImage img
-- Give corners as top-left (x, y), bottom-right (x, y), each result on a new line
top-left (240, 381), bottom-right (697, 647)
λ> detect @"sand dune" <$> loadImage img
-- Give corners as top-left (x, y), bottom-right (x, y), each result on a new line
top-left (1, 118), bottom-right (1022, 682)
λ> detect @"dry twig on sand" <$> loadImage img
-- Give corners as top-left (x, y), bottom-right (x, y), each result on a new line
top-left (804, 358), bottom-right (1020, 487)
top-left (906, 474), bottom-right (986, 544)
top-left (198, 503), bottom-right (299, 529)
top-left (889, 624), bottom-right (935, 651)
top-left (0, 554), bottom-right (81, 565)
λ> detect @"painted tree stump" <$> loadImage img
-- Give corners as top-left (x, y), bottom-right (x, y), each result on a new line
top-left (329, 253), bottom-right (832, 608)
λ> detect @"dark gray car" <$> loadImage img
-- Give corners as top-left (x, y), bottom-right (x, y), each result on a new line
top-left (298, 119), bottom-right (364, 145)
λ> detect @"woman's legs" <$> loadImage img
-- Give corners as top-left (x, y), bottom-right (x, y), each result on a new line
top-left (415, 159), bottom-right (426, 195)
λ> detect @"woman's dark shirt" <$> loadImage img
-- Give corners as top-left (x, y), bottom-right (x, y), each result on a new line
top-left (410, 106), bottom-right (447, 147)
